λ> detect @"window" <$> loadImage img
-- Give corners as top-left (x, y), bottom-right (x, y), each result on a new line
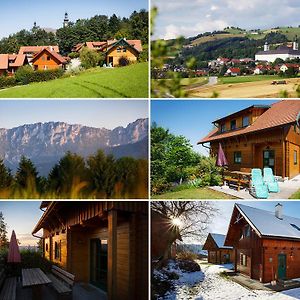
top-left (123, 47), bottom-right (127, 52)
top-left (294, 150), bottom-right (298, 165)
top-left (45, 243), bottom-right (48, 252)
top-left (244, 225), bottom-right (251, 238)
top-left (54, 241), bottom-right (61, 260)
top-left (240, 254), bottom-right (247, 266)
top-left (242, 116), bottom-right (250, 127)
top-left (234, 151), bottom-right (242, 164)
top-left (220, 124), bottom-right (226, 133)
top-left (230, 120), bottom-right (237, 130)
top-left (47, 56), bottom-right (51, 61)
top-left (117, 47), bottom-right (121, 53)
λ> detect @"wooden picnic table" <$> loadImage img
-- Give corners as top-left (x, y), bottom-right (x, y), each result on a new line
top-left (225, 171), bottom-right (251, 191)
top-left (22, 268), bottom-right (51, 300)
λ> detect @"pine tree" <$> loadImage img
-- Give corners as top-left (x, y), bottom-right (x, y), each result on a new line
top-left (0, 212), bottom-right (8, 249)
top-left (0, 159), bottom-right (13, 189)
top-left (15, 156), bottom-right (39, 189)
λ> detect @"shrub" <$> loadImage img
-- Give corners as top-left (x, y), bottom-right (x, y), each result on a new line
top-left (138, 44), bottom-right (149, 62)
top-left (151, 178), bottom-right (171, 195)
top-left (15, 66), bottom-right (64, 85)
top-left (68, 52), bottom-right (80, 59)
top-left (0, 76), bottom-right (17, 89)
top-left (177, 251), bottom-right (198, 261)
top-left (118, 56), bottom-right (130, 66)
top-left (20, 249), bottom-right (52, 273)
top-left (80, 47), bottom-right (103, 69)
top-left (177, 259), bottom-right (201, 272)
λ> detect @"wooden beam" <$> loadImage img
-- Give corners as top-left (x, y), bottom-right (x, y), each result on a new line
top-left (108, 210), bottom-right (117, 300)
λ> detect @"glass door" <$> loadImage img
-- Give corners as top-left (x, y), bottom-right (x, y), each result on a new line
top-left (263, 150), bottom-right (275, 172)
top-left (90, 239), bottom-right (108, 291)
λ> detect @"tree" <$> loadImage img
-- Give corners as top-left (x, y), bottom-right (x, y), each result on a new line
top-left (0, 159), bottom-right (13, 190)
top-left (87, 150), bottom-right (116, 198)
top-left (0, 212), bottom-right (8, 249)
top-left (151, 201), bottom-right (218, 242)
top-left (79, 47), bottom-right (102, 69)
top-left (15, 156), bottom-right (39, 191)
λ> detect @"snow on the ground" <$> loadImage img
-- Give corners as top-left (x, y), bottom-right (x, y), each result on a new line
top-left (158, 261), bottom-right (300, 300)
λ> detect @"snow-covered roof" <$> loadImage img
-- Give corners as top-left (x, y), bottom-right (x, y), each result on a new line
top-left (210, 233), bottom-right (233, 249)
top-left (236, 204), bottom-right (300, 240)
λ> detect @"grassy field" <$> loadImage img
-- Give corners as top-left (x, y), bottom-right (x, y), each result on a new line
top-left (151, 187), bottom-right (236, 199)
top-left (191, 33), bottom-right (244, 46)
top-left (0, 62), bottom-right (148, 98)
top-left (289, 189), bottom-right (300, 199)
top-left (219, 75), bottom-right (282, 85)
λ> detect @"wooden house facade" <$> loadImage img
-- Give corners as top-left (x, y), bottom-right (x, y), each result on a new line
top-left (73, 38), bottom-right (142, 66)
top-left (198, 101), bottom-right (300, 179)
top-left (0, 54), bottom-right (28, 76)
top-left (31, 48), bottom-right (67, 71)
top-left (19, 46), bottom-right (60, 63)
top-left (203, 233), bottom-right (234, 264)
top-left (225, 203), bottom-right (300, 283)
top-left (32, 201), bottom-right (148, 300)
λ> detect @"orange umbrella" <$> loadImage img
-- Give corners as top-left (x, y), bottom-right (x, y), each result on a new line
top-left (7, 230), bottom-right (21, 263)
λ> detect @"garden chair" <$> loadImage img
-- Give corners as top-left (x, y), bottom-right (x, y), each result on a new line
top-left (250, 168), bottom-right (269, 199)
top-left (263, 168), bottom-right (280, 193)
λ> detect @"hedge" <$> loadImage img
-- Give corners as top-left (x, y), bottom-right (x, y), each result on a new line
top-left (0, 66), bottom-right (65, 89)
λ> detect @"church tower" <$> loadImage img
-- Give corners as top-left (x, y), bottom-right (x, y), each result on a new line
top-left (63, 12), bottom-right (69, 28)
top-left (264, 42), bottom-right (270, 52)
top-left (293, 35), bottom-right (299, 51)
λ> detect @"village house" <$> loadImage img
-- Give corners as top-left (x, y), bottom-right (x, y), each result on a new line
top-left (198, 100), bottom-right (300, 179)
top-left (203, 233), bottom-right (234, 264)
top-left (19, 45), bottom-right (60, 63)
top-left (225, 203), bottom-right (300, 283)
top-left (32, 201), bottom-right (148, 300)
top-left (0, 53), bottom-right (28, 76)
top-left (73, 38), bottom-right (142, 66)
top-left (253, 64), bottom-right (273, 75)
top-left (255, 40), bottom-right (300, 62)
top-left (31, 47), bottom-right (68, 70)
top-left (226, 67), bottom-right (241, 76)
top-left (279, 63), bottom-right (300, 73)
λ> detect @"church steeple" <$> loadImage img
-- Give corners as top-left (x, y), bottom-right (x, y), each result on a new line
top-left (293, 35), bottom-right (299, 51)
top-left (63, 12), bottom-right (69, 28)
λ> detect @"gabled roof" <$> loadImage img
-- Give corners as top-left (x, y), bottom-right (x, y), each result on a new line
top-left (198, 100), bottom-right (300, 144)
top-left (0, 54), bottom-right (9, 69)
top-left (231, 203), bottom-right (300, 240)
top-left (107, 38), bottom-right (142, 53)
top-left (206, 233), bottom-right (233, 249)
top-left (0, 54), bottom-right (27, 70)
top-left (19, 45), bottom-right (59, 55)
top-left (31, 48), bottom-right (67, 64)
top-left (227, 67), bottom-right (240, 73)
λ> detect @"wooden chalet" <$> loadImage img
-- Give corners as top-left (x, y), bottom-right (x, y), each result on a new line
top-left (198, 100), bottom-right (300, 179)
top-left (73, 38), bottom-right (142, 66)
top-left (0, 54), bottom-right (28, 76)
top-left (203, 233), bottom-right (234, 264)
top-left (32, 201), bottom-right (148, 300)
top-left (225, 203), bottom-right (300, 283)
top-left (31, 48), bottom-right (68, 71)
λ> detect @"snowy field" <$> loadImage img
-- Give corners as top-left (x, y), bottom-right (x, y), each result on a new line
top-left (157, 261), bottom-right (300, 300)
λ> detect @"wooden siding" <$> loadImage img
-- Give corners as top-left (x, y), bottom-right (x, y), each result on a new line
top-left (210, 127), bottom-right (286, 177)
top-left (106, 46), bottom-right (138, 66)
top-left (32, 52), bottom-right (63, 70)
top-left (262, 239), bottom-right (300, 282)
top-left (207, 249), bottom-right (234, 264)
top-left (285, 125), bottom-right (300, 178)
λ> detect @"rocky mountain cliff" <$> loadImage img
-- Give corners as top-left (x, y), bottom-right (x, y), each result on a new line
top-left (0, 118), bottom-right (148, 175)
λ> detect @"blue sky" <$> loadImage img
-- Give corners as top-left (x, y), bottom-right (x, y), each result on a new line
top-left (0, 100), bottom-right (148, 129)
top-left (205, 201), bottom-right (300, 244)
top-left (151, 99), bottom-right (277, 156)
top-left (153, 0), bottom-right (300, 39)
top-left (0, 0), bottom-right (148, 38)
top-left (0, 201), bottom-right (43, 246)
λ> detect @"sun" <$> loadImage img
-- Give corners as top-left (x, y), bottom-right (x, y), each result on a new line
top-left (171, 217), bottom-right (182, 227)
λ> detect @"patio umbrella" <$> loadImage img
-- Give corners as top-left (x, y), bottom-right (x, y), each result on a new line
top-left (7, 230), bottom-right (21, 263)
top-left (216, 143), bottom-right (228, 185)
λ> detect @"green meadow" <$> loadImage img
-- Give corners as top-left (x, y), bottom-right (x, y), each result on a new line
top-left (0, 62), bottom-right (148, 98)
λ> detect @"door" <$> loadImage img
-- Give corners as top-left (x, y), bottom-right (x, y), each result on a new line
top-left (224, 253), bottom-right (230, 264)
top-left (263, 150), bottom-right (275, 172)
top-left (108, 57), bottom-right (113, 66)
top-left (278, 254), bottom-right (286, 280)
top-left (90, 239), bottom-right (108, 291)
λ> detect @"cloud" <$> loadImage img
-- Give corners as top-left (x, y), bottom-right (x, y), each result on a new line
top-left (153, 0), bottom-right (300, 39)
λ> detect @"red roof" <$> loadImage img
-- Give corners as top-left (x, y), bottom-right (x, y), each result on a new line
top-left (31, 48), bottom-right (67, 64)
top-left (198, 100), bottom-right (300, 144)
top-left (19, 45), bottom-right (59, 55)
top-left (227, 67), bottom-right (240, 73)
top-left (0, 54), bottom-right (27, 70)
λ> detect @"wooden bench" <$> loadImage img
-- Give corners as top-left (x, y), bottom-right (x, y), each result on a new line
top-left (0, 269), bottom-right (17, 300)
top-left (48, 266), bottom-right (75, 299)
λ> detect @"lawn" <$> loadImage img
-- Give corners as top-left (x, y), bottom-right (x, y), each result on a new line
top-left (0, 62), bottom-right (148, 98)
top-left (219, 75), bottom-right (282, 85)
top-left (151, 187), bottom-right (236, 199)
top-left (289, 189), bottom-right (300, 199)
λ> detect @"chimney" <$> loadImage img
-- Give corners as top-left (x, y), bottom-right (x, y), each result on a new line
top-left (275, 203), bottom-right (283, 220)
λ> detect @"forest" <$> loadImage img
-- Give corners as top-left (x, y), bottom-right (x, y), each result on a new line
top-left (0, 9), bottom-right (148, 55)
top-left (0, 150), bottom-right (148, 199)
